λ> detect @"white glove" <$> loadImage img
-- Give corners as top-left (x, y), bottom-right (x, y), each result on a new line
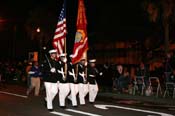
top-left (63, 58), bottom-right (67, 63)
top-left (28, 71), bottom-right (35, 74)
top-left (50, 68), bottom-right (56, 73)
top-left (99, 72), bottom-right (103, 76)
top-left (85, 62), bottom-right (88, 66)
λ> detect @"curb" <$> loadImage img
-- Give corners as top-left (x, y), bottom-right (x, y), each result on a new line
top-left (97, 92), bottom-right (175, 106)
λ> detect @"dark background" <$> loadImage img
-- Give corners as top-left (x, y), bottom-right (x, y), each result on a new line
top-left (0, 0), bottom-right (153, 61)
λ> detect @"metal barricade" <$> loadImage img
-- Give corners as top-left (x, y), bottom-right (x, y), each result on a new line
top-left (163, 82), bottom-right (175, 98)
top-left (147, 77), bottom-right (162, 97)
top-left (132, 76), bottom-right (145, 95)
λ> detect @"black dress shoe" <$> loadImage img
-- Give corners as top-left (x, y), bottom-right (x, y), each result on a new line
top-left (60, 106), bottom-right (66, 109)
top-left (48, 109), bottom-right (54, 112)
top-left (80, 104), bottom-right (85, 106)
top-left (43, 99), bottom-right (47, 107)
top-left (89, 102), bottom-right (94, 104)
top-left (67, 99), bottom-right (71, 105)
top-left (72, 105), bottom-right (78, 108)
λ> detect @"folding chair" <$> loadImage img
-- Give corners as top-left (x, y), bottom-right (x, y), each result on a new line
top-left (132, 76), bottom-right (145, 95)
top-left (147, 77), bottom-right (162, 97)
top-left (163, 82), bottom-right (175, 98)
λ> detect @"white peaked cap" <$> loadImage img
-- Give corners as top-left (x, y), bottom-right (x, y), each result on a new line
top-left (89, 59), bottom-right (96, 63)
top-left (49, 49), bottom-right (57, 54)
top-left (59, 53), bottom-right (67, 57)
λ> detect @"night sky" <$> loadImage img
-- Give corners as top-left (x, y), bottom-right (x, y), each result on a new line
top-left (0, 0), bottom-right (152, 61)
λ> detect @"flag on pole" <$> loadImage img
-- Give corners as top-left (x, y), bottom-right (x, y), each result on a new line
top-left (72, 0), bottom-right (88, 64)
top-left (52, 0), bottom-right (66, 56)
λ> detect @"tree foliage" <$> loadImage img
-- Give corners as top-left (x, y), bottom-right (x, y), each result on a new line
top-left (143, 0), bottom-right (175, 22)
top-left (143, 0), bottom-right (175, 53)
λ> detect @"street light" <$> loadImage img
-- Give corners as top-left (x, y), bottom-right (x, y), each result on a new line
top-left (36, 27), bottom-right (42, 63)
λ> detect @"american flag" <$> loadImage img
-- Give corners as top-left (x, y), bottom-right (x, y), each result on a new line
top-left (52, 1), bottom-right (66, 55)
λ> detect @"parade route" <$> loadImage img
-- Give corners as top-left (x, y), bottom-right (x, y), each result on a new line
top-left (0, 84), bottom-right (175, 116)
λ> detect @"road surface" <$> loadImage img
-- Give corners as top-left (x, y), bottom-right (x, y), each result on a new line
top-left (0, 85), bottom-right (174, 116)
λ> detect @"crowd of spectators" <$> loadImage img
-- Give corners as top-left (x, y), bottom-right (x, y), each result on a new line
top-left (1, 51), bottom-right (175, 97)
top-left (96, 51), bottom-right (175, 97)
top-left (0, 60), bottom-right (28, 85)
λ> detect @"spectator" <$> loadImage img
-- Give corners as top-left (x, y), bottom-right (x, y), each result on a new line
top-left (26, 61), bottom-right (42, 96)
top-left (25, 62), bottom-right (32, 89)
top-left (169, 69), bottom-right (175, 83)
top-left (164, 52), bottom-right (174, 82)
top-left (135, 62), bottom-right (150, 94)
top-left (115, 65), bottom-right (125, 93)
top-left (122, 67), bottom-right (132, 93)
top-left (136, 62), bottom-right (150, 86)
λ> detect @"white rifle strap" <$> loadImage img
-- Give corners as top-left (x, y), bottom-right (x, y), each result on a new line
top-left (79, 72), bottom-right (86, 82)
top-left (69, 69), bottom-right (76, 80)
top-left (58, 68), bottom-right (65, 79)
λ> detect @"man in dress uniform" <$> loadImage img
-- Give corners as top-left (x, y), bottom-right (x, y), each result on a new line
top-left (57, 53), bottom-right (70, 108)
top-left (77, 58), bottom-right (89, 105)
top-left (67, 55), bottom-right (78, 107)
top-left (43, 49), bottom-right (59, 111)
top-left (87, 59), bottom-right (101, 103)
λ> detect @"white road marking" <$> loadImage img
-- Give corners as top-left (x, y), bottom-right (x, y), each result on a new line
top-left (50, 111), bottom-right (73, 116)
top-left (94, 104), bottom-right (174, 116)
top-left (0, 91), bottom-right (28, 98)
top-left (66, 109), bottom-right (102, 116)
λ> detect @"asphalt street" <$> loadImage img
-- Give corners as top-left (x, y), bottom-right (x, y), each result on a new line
top-left (0, 85), bottom-right (174, 116)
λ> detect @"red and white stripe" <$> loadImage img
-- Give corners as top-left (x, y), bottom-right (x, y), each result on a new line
top-left (53, 18), bottom-right (66, 55)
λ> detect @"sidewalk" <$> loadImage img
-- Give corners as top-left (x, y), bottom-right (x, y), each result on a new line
top-left (97, 89), bottom-right (175, 106)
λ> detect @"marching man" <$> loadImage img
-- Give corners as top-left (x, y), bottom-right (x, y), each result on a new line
top-left (77, 58), bottom-right (89, 105)
top-left (57, 53), bottom-right (70, 108)
top-left (87, 59), bottom-right (102, 104)
top-left (43, 49), bottom-right (59, 111)
top-left (67, 55), bottom-right (78, 107)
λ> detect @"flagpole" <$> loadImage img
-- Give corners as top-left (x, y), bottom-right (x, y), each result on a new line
top-left (75, 63), bottom-right (78, 82)
top-left (64, 37), bottom-right (67, 79)
top-left (83, 51), bottom-right (88, 82)
top-left (64, 0), bottom-right (67, 80)
top-left (64, 0), bottom-right (67, 55)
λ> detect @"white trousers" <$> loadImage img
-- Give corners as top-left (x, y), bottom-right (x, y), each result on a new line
top-left (68, 83), bottom-right (79, 106)
top-left (44, 82), bottom-right (58, 109)
top-left (89, 83), bottom-right (98, 102)
top-left (58, 83), bottom-right (70, 106)
top-left (74, 84), bottom-right (79, 97)
top-left (78, 83), bottom-right (89, 105)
